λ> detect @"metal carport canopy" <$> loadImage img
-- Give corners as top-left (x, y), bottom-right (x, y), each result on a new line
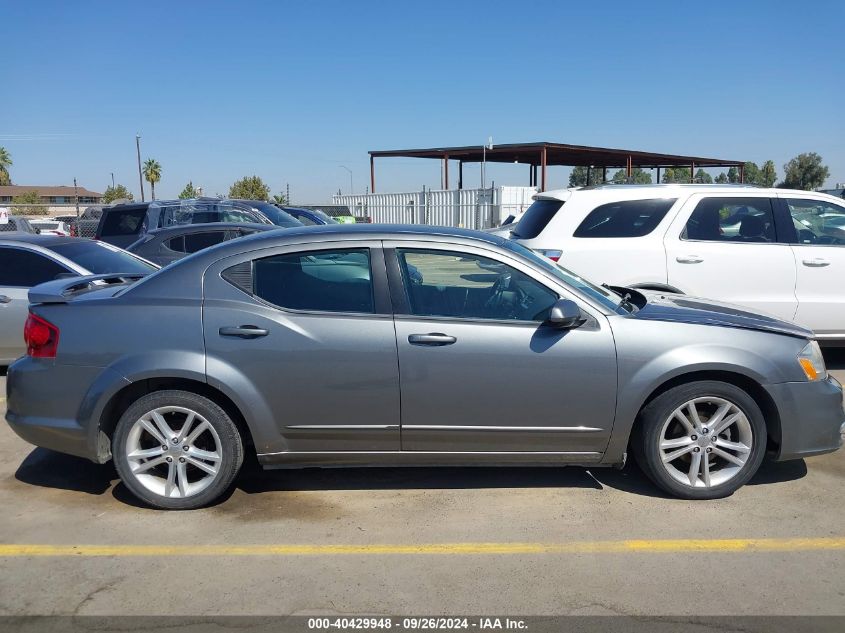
top-left (368, 141), bottom-right (746, 192)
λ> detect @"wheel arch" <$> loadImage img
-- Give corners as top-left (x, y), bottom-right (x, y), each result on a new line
top-left (97, 377), bottom-right (256, 462)
top-left (629, 370), bottom-right (782, 454)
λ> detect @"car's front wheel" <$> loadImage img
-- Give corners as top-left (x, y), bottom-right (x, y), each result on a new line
top-left (112, 390), bottom-right (244, 510)
top-left (633, 381), bottom-right (766, 499)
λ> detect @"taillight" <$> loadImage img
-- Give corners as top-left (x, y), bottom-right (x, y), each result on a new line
top-left (536, 249), bottom-right (563, 262)
top-left (24, 313), bottom-right (59, 358)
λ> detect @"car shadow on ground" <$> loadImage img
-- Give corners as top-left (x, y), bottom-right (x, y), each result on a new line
top-left (13, 448), bottom-right (809, 508)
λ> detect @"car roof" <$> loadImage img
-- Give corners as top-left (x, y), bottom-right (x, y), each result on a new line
top-left (0, 234), bottom-right (85, 247)
top-left (536, 183), bottom-right (845, 202)
top-left (145, 222), bottom-right (278, 238)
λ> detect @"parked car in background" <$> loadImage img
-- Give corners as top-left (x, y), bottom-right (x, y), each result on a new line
top-left (274, 205), bottom-right (339, 226)
top-left (0, 215), bottom-right (39, 234)
top-left (297, 204), bottom-right (357, 223)
top-left (29, 219), bottom-right (70, 236)
top-left (68, 206), bottom-right (104, 238)
top-left (511, 184), bottom-right (845, 343)
top-left (94, 199), bottom-right (283, 248)
top-left (126, 223), bottom-right (277, 266)
top-left (6, 225), bottom-right (843, 509)
top-left (0, 235), bottom-right (157, 365)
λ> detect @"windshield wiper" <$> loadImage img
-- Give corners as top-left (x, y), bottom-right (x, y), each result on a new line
top-left (602, 283), bottom-right (637, 312)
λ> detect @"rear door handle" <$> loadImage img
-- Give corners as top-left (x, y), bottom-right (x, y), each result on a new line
top-left (676, 255), bottom-right (703, 264)
top-left (0, 295), bottom-right (11, 304)
top-left (802, 258), bottom-right (831, 267)
top-left (219, 325), bottom-right (269, 339)
top-left (408, 333), bottom-right (457, 346)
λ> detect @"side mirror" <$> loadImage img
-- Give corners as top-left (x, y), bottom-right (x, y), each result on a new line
top-left (547, 299), bottom-right (586, 329)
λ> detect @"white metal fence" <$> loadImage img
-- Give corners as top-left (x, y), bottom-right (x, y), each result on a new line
top-left (333, 186), bottom-right (537, 230)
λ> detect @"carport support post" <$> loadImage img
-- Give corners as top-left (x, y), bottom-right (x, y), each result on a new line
top-left (370, 155), bottom-right (376, 193)
top-left (458, 161), bottom-right (463, 189)
top-left (656, 167), bottom-right (661, 183)
top-left (690, 162), bottom-right (695, 183)
top-left (626, 155), bottom-right (632, 178)
top-left (739, 163), bottom-right (745, 184)
top-left (602, 167), bottom-right (607, 183)
top-left (443, 155), bottom-right (449, 190)
top-left (541, 147), bottom-right (547, 192)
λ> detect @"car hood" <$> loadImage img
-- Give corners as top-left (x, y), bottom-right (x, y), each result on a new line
top-left (632, 291), bottom-right (813, 339)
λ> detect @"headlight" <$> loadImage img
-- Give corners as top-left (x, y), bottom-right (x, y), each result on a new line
top-left (797, 340), bottom-right (827, 381)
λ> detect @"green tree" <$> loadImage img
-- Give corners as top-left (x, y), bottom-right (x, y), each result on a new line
top-left (662, 167), bottom-right (692, 183)
top-left (743, 161), bottom-right (760, 185)
top-left (610, 168), bottom-right (652, 184)
top-left (142, 158), bottom-right (162, 200)
top-left (693, 169), bottom-right (713, 184)
top-left (273, 193), bottom-right (289, 205)
top-left (102, 184), bottom-right (135, 204)
top-left (0, 146), bottom-right (11, 185)
top-left (229, 175), bottom-right (271, 200)
top-left (759, 160), bottom-right (777, 188)
top-left (714, 173), bottom-right (729, 184)
top-left (178, 181), bottom-right (199, 199)
top-left (727, 167), bottom-right (740, 183)
top-left (11, 190), bottom-right (47, 215)
top-left (568, 166), bottom-right (603, 187)
top-left (780, 152), bottom-right (830, 191)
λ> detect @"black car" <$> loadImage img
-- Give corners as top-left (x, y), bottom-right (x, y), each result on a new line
top-left (125, 222), bottom-right (278, 266)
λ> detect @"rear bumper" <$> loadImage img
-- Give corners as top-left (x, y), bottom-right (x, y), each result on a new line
top-left (5, 358), bottom-right (128, 462)
top-left (766, 375), bottom-right (845, 461)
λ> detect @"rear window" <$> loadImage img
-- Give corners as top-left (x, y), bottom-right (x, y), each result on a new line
top-left (50, 241), bottom-right (157, 274)
top-left (100, 208), bottom-right (147, 236)
top-left (573, 198), bottom-right (677, 238)
top-left (511, 200), bottom-right (564, 239)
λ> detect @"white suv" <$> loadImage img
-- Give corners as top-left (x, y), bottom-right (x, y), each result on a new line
top-left (510, 184), bottom-right (845, 342)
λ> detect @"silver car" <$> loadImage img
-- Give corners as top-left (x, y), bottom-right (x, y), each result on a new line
top-left (6, 225), bottom-right (844, 509)
top-left (0, 236), bottom-right (157, 364)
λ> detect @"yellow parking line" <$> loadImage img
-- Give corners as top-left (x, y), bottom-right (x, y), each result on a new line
top-left (1, 538), bottom-right (844, 557)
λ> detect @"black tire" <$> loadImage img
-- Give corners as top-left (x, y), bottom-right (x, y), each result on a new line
top-left (112, 390), bottom-right (244, 510)
top-left (632, 380), bottom-right (766, 500)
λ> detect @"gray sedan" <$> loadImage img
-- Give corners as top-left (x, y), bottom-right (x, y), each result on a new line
top-left (5, 225), bottom-right (844, 509)
top-left (125, 222), bottom-right (278, 267)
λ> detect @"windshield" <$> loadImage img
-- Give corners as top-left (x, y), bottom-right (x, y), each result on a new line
top-left (249, 203), bottom-right (303, 228)
top-left (51, 241), bottom-right (158, 275)
top-left (502, 240), bottom-right (629, 313)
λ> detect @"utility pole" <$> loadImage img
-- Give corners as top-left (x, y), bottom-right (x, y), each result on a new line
top-left (136, 134), bottom-right (145, 202)
top-left (110, 172), bottom-right (115, 189)
top-left (73, 177), bottom-right (80, 219)
top-left (286, 183), bottom-right (290, 205)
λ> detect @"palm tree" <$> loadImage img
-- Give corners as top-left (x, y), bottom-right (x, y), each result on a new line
top-left (0, 146), bottom-right (12, 186)
top-left (143, 158), bottom-right (162, 200)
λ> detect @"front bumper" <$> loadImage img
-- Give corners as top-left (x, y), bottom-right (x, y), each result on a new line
top-left (766, 375), bottom-right (845, 461)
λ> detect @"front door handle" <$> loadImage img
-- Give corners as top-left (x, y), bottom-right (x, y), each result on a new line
top-left (676, 255), bottom-right (703, 264)
top-left (408, 333), bottom-right (457, 346)
top-left (802, 258), bottom-right (831, 267)
top-left (219, 325), bottom-right (269, 339)
top-left (0, 295), bottom-right (11, 304)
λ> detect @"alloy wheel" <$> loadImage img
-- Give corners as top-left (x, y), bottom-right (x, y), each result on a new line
top-left (125, 406), bottom-right (222, 499)
top-left (658, 396), bottom-right (753, 488)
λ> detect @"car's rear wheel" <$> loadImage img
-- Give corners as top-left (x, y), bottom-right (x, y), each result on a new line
top-left (632, 381), bottom-right (766, 499)
top-left (113, 390), bottom-right (244, 510)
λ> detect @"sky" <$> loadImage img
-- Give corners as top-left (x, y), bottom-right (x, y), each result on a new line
top-left (2, 0), bottom-right (844, 202)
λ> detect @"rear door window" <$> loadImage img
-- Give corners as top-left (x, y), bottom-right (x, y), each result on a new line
top-left (573, 198), bottom-right (676, 238)
top-left (253, 248), bottom-right (374, 313)
top-left (0, 247), bottom-right (71, 286)
top-left (511, 200), bottom-right (564, 239)
top-left (682, 197), bottom-right (777, 242)
top-left (100, 208), bottom-right (147, 236)
top-left (183, 231), bottom-right (228, 253)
